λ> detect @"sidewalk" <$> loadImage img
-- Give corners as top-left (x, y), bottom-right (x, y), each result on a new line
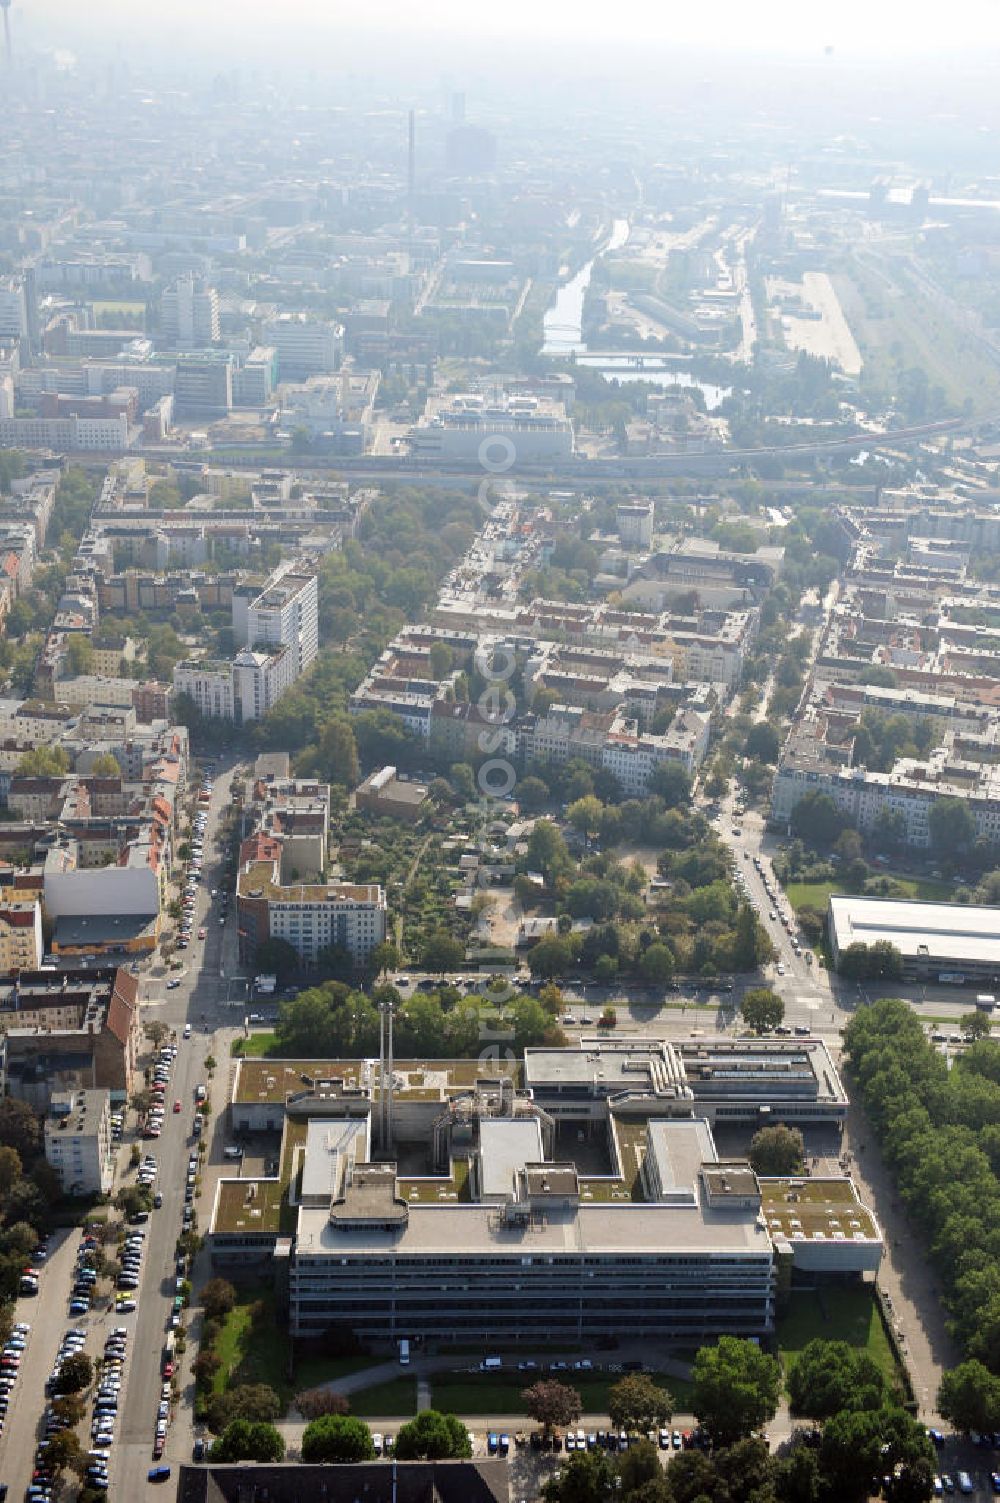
top-left (841, 1095), bottom-right (957, 1418)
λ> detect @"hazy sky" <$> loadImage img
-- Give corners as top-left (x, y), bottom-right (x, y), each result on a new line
top-left (24, 0), bottom-right (1000, 57)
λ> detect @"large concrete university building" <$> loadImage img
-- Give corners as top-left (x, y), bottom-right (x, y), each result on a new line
top-left (210, 1039), bottom-right (878, 1347)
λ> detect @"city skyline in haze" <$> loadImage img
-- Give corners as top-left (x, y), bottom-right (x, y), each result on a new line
top-left (18, 0), bottom-right (1000, 61)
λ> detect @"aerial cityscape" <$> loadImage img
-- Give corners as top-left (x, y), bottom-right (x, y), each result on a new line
top-left (2, 3), bottom-right (1000, 1501)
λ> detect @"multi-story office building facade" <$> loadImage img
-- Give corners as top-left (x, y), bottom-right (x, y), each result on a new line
top-left (261, 314), bottom-right (342, 380)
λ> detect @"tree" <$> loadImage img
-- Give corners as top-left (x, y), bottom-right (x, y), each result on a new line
top-left (749, 1123), bottom-right (804, 1177)
top-left (450, 763), bottom-right (477, 801)
top-left (65, 633), bottom-right (94, 676)
top-left (16, 744), bottom-right (70, 777)
top-left (43, 1429), bottom-right (86, 1478)
top-left (819, 1406), bottom-right (933, 1503)
top-left (54, 1351), bottom-right (93, 1394)
top-left (253, 937), bottom-right (301, 979)
top-left (527, 934), bottom-right (575, 980)
top-left (429, 642), bottom-right (453, 681)
top-left (639, 943), bottom-right (674, 987)
top-left (567, 796), bottom-right (604, 842)
top-left (937, 1360), bottom-right (1000, 1434)
top-left (51, 1392), bottom-right (87, 1427)
top-left (741, 987), bottom-right (784, 1034)
top-left (618, 1440), bottom-right (663, 1496)
top-left (648, 761), bottom-right (691, 808)
top-left (745, 722), bottom-right (780, 763)
top-left (201, 1277), bottom-right (237, 1322)
top-left (691, 1335), bottom-right (782, 1446)
top-left (301, 1413), bottom-right (375, 1463)
top-left (420, 929), bottom-right (466, 972)
top-left (144, 1020), bottom-right (169, 1049)
top-left (89, 753), bottom-right (121, 778)
top-left (961, 1012), bottom-right (993, 1041)
top-left (608, 1373), bottom-right (673, 1433)
top-left (836, 940), bottom-right (904, 981)
top-left (790, 791), bottom-right (844, 849)
top-left (522, 1379), bottom-right (582, 1434)
top-left (370, 941), bottom-right (400, 977)
top-left (393, 1409), bottom-right (472, 1460)
top-left (193, 1350), bottom-right (222, 1389)
top-left (929, 796), bottom-right (976, 861)
top-left (525, 819), bottom-right (573, 885)
top-left (543, 1450), bottom-right (617, 1503)
top-left (211, 1383), bottom-right (281, 1426)
top-left (295, 1388), bottom-right (352, 1420)
top-left (116, 1185), bottom-right (152, 1220)
top-left (315, 719), bottom-right (360, 787)
top-left (210, 1419), bottom-right (285, 1462)
top-left (518, 776), bottom-right (550, 813)
top-left (786, 1339), bottom-right (888, 1420)
top-left (0, 1146), bottom-right (22, 1195)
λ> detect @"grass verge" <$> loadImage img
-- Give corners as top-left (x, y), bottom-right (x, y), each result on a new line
top-left (211, 1292), bottom-right (292, 1403)
top-left (785, 877), bottom-right (953, 913)
top-left (350, 1377), bottom-right (419, 1417)
top-left (292, 1353), bottom-right (385, 1393)
top-left (777, 1287), bottom-right (901, 1390)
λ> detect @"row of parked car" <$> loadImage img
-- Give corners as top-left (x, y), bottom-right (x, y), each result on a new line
top-left (177, 781), bottom-right (212, 950)
top-left (69, 1230), bottom-right (101, 1316)
top-left (144, 1041), bottom-right (180, 1140)
top-left (30, 1326), bottom-right (88, 1502)
top-left (85, 1325), bottom-right (132, 1491)
top-left (0, 1320), bottom-right (30, 1440)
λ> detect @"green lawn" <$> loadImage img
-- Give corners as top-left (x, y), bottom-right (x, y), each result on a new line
top-left (231, 1031), bottom-right (278, 1057)
top-left (777, 1288), bottom-right (901, 1389)
top-left (211, 1295), bottom-right (386, 1410)
top-left (350, 1377), bottom-right (418, 1417)
top-left (212, 1293), bottom-right (293, 1402)
top-left (293, 1353), bottom-right (385, 1393)
top-left (431, 1371), bottom-right (692, 1418)
top-left (785, 877), bottom-right (953, 914)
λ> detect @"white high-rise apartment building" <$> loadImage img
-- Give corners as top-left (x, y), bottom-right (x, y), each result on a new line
top-left (161, 275), bottom-right (220, 347)
top-left (0, 277), bottom-right (29, 342)
top-left (235, 561), bottom-right (319, 677)
top-left (174, 561), bottom-right (319, 724)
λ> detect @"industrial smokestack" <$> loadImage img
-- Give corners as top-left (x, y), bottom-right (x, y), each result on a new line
top-left (1, 0), bottom-right (12, 65)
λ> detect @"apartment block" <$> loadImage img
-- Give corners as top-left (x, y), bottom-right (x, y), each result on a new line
top-left (236, 851), bottom-right (386, 971)
top-left (0, 897), bottom-right (44, 975)
top-left (173, 559), bottom-right (318, 723)
top-left (160, 274), bottom-right (220, 347)
top-left (0, 966), bottom-right (141, 1107)
top-left (44, 1088), bottom-right (114, 1196)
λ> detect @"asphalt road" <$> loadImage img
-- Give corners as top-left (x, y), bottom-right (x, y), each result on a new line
top-left (113, 759), bottom-right (240, 1497)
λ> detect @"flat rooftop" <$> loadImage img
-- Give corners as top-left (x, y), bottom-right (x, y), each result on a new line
top-left (238, 862), bottom-right (382, 906)
top-left (829, 894), bottom-right (1000, 965)
top-left (295, 1195), bottom-right (772, 1260)
top-left (233, 1056), bottom-right (519, 1107)
top-left (760, 1176), bottom-right (880, 1245)
top-left (478, 1118), bottom-right (544, 1199)
top-left (523, 1040), bottom-right (687, 1096)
